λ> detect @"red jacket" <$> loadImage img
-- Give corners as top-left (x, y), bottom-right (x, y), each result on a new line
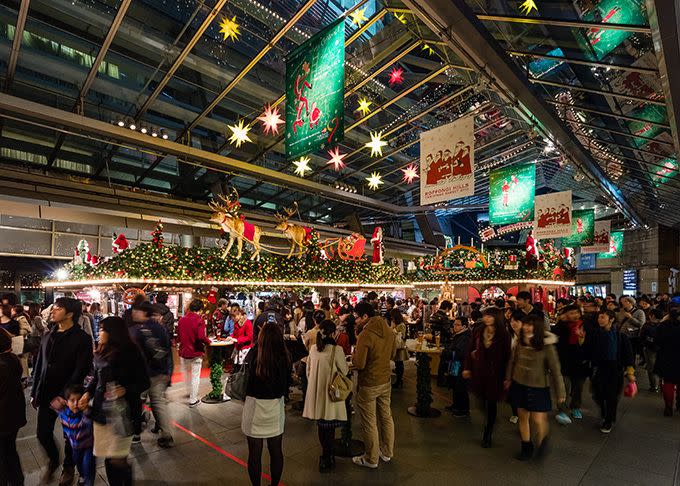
top-left (177, 312), bottom-right (210, 359)
top-left (232, 319), bottom-right (253, 352)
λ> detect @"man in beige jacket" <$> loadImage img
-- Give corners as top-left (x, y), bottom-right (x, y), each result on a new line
top-left (351, 301), bottom-right (397, 469)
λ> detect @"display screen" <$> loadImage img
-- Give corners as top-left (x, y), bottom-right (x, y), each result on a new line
top-left (623, 269), bottom-right (638, 294)
top-left (488, 163), bottom-right (535, 225)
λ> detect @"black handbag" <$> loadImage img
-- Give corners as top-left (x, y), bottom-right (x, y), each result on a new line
top-left (228, 361), bottom-right (249, 401)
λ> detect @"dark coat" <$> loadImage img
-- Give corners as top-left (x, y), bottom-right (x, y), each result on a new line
top-left (654, 319), bottom-right (680, 383)
top-left (0, 352), bottom-right (26, 435)
top-left (449, 329), bottom-right (471, 363)
top-left (31, 324), bottom-right (93, 406)
top-left (553, 319), bottom-right (591, 377)
top-left (428, 310), bottom-right (453, 346)
top-left (464, 326), bottom-right (511, 401)
top-left (86, 346), bottom-right (150, 432)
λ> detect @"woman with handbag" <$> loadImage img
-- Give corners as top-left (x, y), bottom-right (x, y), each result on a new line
top-left (241, 323), bottom-right (291, 486)
top-left (79, 316), bottom-right (149, 486)
top-left (232, 308), bottom-right (253, 372)
top-left (389, 309), bottom-right (408, 389)
top-left (303, 320), bottom-right (350, 473)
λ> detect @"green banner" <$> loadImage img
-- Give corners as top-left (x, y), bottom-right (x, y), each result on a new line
top-left (488, 163), bottom-right (535, 225)
top-left (285, 19), bottom-right (345, 160)
top-left (598, 231), bottom-right (623, 259)
top-left (562, 209), bottom-right (595, 247)
top-left (627, 105), bottom-right (668, 148)
top-left (576, 0), bottom-right (647, 61)
top-left (652, 158), bottom-right (678, 186)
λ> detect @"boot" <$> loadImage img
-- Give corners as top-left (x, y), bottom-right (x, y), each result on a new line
top-left (481, 427), bottom-right (492, 448)
top-left (534, 436), bottom-right (550, 461)
top-left (515, 441), bottom-right (534, 461)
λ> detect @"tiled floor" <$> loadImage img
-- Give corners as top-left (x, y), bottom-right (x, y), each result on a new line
top-left (18, 360), bottom-right (680, 485)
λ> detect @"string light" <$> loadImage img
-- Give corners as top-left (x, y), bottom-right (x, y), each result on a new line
top-left (227, 119), bottom-right (252, 147)
top-left (366, 172), bottom-right (383, 190)
top-left (293, 156), bottom-right (312, 176)
top-left (334, 183), bottom-right (357, 193)
top-left (219, 16), bottom-right (240, 42)
top-left (365, 131), bottom-right (388, 157)
top-left (257, 104), bottom-right (284, 135)
top-left (326, 147), bottom-right (347, 171)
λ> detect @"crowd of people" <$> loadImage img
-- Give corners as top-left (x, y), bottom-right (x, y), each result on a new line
top-left (2, 289), bottom-right (680, 485)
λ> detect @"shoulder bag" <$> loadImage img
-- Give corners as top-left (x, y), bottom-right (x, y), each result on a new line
top-left (327, 345), bottom-right (352, 402)
top-left (228, 360), bottom-right (250, 401)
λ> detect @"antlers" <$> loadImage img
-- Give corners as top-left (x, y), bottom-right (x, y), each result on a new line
top-left (275, 202), bottom-right (298, 222)
top-left (209, 188), bottom-right (241, 213)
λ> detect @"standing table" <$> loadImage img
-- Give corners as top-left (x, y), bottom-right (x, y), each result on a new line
top-left (406, 341), bottom-right (442, 418)
top-left (202, 338), bottom-right (235, 404)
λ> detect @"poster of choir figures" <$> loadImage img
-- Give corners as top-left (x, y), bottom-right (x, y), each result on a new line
top-left (598, 231), bottom-right (624, 259)
top-left (420, 116), bottom-right (475, 205)
top-left (582, 220), bottom-right (612, 254)
top-left (285, 19), bottom-right (344, 160)
top-left (533, 190), bottom-right (572, 239)
top-left (488, 163), bottom-right (535, 225)
top-left (561, 209), bottom-right (595, 247)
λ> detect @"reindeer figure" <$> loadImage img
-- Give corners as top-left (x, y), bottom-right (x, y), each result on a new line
top-left (209, 190), bottom-right (262, 260)
top-left (275, 203), bottom-right (309, 258)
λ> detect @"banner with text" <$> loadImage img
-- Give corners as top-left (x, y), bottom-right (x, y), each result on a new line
top-left (582, 220), bottom-right (611, 253)
top-left (488, 163), bottom-right (535, 225)
top-left (285, 19), bottom-right (344, 160)
top-left (533, 190), bottom-right (572, 239)
top-left (561, 209), bottom-right (594, 247)
top-left (420, 116), bottom-right (475, 205)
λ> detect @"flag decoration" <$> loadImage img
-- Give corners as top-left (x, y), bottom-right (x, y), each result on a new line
top-left (420, 116), bottom-right (475, 205)
top-left (582, 220), bottom-right (611, 254)
top-left (533, 190), bottom-right (572, 239)
top-left (561, 209), bottom-right (595, 247)
top-left (285, 19), bottom-right (345, 160)
top-left (488, 163), bottom-right (535, 225)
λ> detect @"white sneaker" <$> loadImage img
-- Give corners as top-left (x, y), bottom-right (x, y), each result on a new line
top-left (352, 455), bottom-right (378, 469)
top-left (189, 400), bottom-right (200, 408)
top-left (222, 394), bottom-right (232, 401)
top-left (379, 454), bottom-right (392, 463)
top-left (509, 415), bottom-right (519, 424)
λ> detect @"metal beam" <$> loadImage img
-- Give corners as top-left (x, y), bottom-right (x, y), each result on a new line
top-left (547, 100), bottom-right (671, 128)
top-left (402, 0), bottom-right (645, 227)
top-left (646, 0), bottom-right (680, 154)
top-left (567, 120), bottom-right (674, 146)
top-left (0, 91), bottom-right (442, 216)
top-left (135, 0), bottom-right (229, 119)
top-left (529, 77), bottom-right (666, 106)
top-left (508, 50), bottom-right (659, 76)
top-left (4, 0), bottom-right (30, 91)
top-left (46, 0), bottom-right (132, 169)
top-left (475, 14), bottom-right (651, 33)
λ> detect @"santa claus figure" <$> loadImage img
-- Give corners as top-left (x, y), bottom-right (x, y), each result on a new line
top-left (525, 231), bottom-right (540, 264)
top-left (112, 233), bottom-right (129, 254)
top-left (371, 226), bottom-right (384, 265)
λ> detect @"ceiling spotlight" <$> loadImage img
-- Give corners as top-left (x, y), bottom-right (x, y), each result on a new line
top-left (116, 119), bottom-right (125, 127)
top-left (140, 126), bottom-right (148, 134)
top-left (160, 129), bottom-right (168, 140)
top-left (129, 121), bottom-right (136, 130)
top-left (151, 128), bottom-right (158, 137)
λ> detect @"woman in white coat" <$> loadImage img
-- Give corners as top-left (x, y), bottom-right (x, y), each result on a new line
top-left (303, 319), bottom-right (349, 473)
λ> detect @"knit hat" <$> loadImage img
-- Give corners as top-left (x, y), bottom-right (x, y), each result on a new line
top-left (0, 328), bottom-right (12, 353)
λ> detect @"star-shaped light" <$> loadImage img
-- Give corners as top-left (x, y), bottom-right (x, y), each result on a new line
top-left (366, 172), bottom-right (383, 190)
top-left (519, 0), bottom-right (538, 15)
top-left (422, 43), bottom-right (435, 56)
top-left (395, 12), bottom-right (408, 24)
top-left (401, 163), bottom-right (419, 184)
top-left (326, 147), bottom-right (347, 171)
top-left (256, 104), bottom-right (284, 135)
top-left (389, 67), bottom-right (404, 86)
top-left (356, 97), bottom-right (372, 116)
top-left (365, 131), bottom-right (388, 157)
top-left (227, 119), bottom-right (251, 148)
top-left (350, 7), bottom-right (368, 26)
top-left (219, 16), bottom-right (240, 42)
top-left (293, 156), bottom-right (312, 177)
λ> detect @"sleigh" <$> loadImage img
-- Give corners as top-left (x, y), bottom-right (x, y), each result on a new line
top-left (323, 233), bottom-right (366, 261)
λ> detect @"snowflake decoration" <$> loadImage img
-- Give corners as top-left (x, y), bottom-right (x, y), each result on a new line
top-left (366, 172), bottom-right (383, 190)
top-left (227, 119), bottom-right (251, 148)
top-left (519, 0), bottom-right (538, 15)
top-left (219, 16), bottom-right (240, 42)
top-left (401, 164), bottom-right (419, 184)
top-left (356, 97), bottom-right (372, 116)
top-left (293, 156), bottom-right (312, 177)
top-left (326, 147), bottom-right (347, 171)
top-left (389, 67), bottom-right (404, 86)
top-left (365, 131), bottom-right (388, 157)
top-left (257, 104), bottom-right (284, 135)
top-left (350, 7), bottom-right (368, 26)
